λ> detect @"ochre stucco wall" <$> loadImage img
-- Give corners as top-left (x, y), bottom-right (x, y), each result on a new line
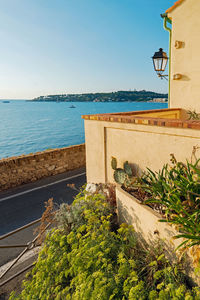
top-left (135, 109), bottom-right (181, 119)
top-left (84, 119), bottom-right (200, 183)
top-left (116, 186), bottom-right (181, 249)
top-left (116, 185), bottom-right (199, 284)
top-left (168, 0), bottom-right (200, 111)
top-left (0, 144), bottom-right (85, 191)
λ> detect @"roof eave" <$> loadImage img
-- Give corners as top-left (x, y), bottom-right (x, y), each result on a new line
top-left (166, 0), bottom-right (185, 14)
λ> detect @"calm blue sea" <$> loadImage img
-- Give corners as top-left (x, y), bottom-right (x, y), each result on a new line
top-left (0, 101), bottom-right (167, 159)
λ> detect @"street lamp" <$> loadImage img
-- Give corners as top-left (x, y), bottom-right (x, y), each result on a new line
top-left (152, 48), bottom-right (168, 80)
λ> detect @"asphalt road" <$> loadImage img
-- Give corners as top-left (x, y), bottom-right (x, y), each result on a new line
top-left (0, 167), bottom-right (86, 266)
top-left (0, 167), bottom-right (86, 235)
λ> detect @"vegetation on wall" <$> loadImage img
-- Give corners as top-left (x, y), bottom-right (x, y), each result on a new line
top-left (142, 155), bottom-right (200, 251)
top-left (111, 157), bottom-right (136, 188)
top-left (9, 189), bottom-right (200, 300)
top-left (187, 110), bottom-right (200, 120)
top-left (111, 154), bottom-right (200, 258)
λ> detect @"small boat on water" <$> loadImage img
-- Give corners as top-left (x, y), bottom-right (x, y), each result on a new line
top-left (69, 104), bottom-right (76, 108)
top-left (2, 101), bottom-right (10, 103)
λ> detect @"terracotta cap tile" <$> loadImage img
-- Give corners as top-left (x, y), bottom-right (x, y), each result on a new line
top-left (166, 0), bottom-right (185, 13)
top-left (82, 108), bottom-right (200, 131)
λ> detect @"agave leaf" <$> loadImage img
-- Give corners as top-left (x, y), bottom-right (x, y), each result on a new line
top-left (145, 199), bottom-right (162, 205)
top-left (193, 158), bottom-right (200, 167)
top-left (174, 234), bottom-right (200, 241)
top-left (175, 239), bottom-right (189, 251)
top-left (146, 168), bottom-right (158, 180)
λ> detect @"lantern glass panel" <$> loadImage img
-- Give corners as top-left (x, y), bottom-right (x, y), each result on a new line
top-left (153, 58), bottom-right (162, 73)
top-left (158, 58), bottom-right (163, 71)
top-left (161, 57), bottom-right (168, 72)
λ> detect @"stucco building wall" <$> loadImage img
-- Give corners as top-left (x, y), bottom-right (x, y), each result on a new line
top-left (84, 119), bottom-right (200, 183)
top-left (168, 0), bottom-right (200, 111)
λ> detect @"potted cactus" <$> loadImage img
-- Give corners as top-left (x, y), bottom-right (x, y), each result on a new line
top-left (111, 157), bottom-right (137, 189)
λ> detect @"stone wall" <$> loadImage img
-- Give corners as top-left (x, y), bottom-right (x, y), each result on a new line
top-left (0, 144), bottom-right (85, 192)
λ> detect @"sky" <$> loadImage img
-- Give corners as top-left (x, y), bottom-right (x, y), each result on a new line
top-left (0, 0), bottom-right (174, 99)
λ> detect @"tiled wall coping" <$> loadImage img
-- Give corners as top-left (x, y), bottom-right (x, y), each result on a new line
top-left (83, 108), bottom-right (181, 117)
top-left (82, 108), bottom-right (200, 130)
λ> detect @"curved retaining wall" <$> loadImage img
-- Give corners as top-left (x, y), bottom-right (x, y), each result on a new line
top-left (0, 144), bottom-right (85, 192)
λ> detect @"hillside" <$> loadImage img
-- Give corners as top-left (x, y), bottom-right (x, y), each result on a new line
top-left (32, 90), bottom-right (168, 102)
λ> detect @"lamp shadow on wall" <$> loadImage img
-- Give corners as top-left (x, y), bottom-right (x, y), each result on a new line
top-left (173, 74), bottom-right (190, 81)
top-left (181, 74), bottom-right (190, 81)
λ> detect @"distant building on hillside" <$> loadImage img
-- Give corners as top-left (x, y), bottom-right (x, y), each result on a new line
top-left (149, 98), bottom-right (167, 103)
top-left (155, 98), bottom-right (167, 102)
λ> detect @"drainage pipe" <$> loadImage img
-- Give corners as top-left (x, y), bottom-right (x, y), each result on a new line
top-left (161, 13), bottom-right (172, 107)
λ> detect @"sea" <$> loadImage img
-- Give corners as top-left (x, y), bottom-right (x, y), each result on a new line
top-left (0, 100), bottom-right (167, 159)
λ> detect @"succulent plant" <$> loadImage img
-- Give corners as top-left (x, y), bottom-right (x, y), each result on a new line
top-left (114, 168), bottom-right (127, 185)
top-left (123, 161), bottom-right (133, 176)
top-left (187, 110), bottom-right (200, 120)
top-left (111, 157), bottom-right (135, 188)
top-left (111, 157), bottom-right (117, 170)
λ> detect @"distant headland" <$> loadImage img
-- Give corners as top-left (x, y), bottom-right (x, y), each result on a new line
top-left (31, 90), bottom-right (168, 103)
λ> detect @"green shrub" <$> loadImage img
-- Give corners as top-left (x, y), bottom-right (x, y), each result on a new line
top-left (9, 189), bottom-right (200, 300)
top-left (187, 110), bottom-right (200, 120)
top-left (142, 155), bottom-right (200, 250)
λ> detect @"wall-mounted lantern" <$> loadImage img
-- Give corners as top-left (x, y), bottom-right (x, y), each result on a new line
top-left (152, 48), bottom-right (169, 80)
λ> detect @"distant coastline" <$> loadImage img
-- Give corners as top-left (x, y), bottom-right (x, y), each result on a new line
top-left (31, 90), bottom-right (168, 103)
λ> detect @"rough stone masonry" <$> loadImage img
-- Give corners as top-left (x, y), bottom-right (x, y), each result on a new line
top-left (0, 144), bottom-right (86, 192)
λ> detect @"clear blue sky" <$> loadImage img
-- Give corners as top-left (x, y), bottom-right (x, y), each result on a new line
top-left (0, 0), bottom-right (174, 99)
